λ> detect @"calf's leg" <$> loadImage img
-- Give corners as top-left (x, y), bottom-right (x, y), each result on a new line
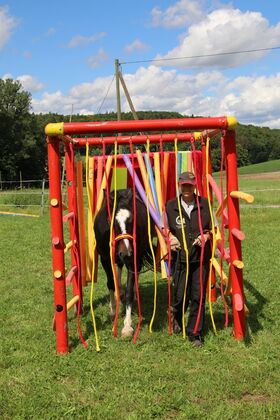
top-left (121, 269), bottom-right (135, 337)
top-left (100, 256), bottom-right (116, 317)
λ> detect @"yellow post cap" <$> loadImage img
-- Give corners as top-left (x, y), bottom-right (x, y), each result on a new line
top-left (233, 259), bottom-right (244, 269)
top-left (226, 116), bottom-right (238, 130)
top-left (193, 132), bottom-right (202, 141)
top-left (54, 270), bottom-right (62, 279)
top-left (51, 198), bottom-right (59, 207)
top-left (45, 122), bottom-right (64, 136)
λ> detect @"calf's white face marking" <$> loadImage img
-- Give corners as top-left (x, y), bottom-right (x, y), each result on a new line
top-left (115, 208), bottom-right (131, 250)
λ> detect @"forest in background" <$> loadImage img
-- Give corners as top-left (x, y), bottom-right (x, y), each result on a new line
top-left (0, 78), bottom-right (279, 182)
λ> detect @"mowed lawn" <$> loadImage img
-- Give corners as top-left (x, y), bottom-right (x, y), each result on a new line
top-left (1, 172), bottom-right (280, 419)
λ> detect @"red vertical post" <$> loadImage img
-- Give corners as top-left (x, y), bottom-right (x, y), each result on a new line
top-left (47, 136), bottom-right (68, 353)
top-left (224, 130), bottom-right (246, 339)
top-left (64, 145), bottom-right (83, 303)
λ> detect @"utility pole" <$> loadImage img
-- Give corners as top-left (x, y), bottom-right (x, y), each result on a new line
top-left (115, 59), bottom-right (122, 153)
top-left (115, 59), bottom-right (121, 121)
top-left (119, 71), bottom-right (139, 120)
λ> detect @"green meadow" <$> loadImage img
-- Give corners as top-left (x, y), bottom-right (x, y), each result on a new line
top-left (1, 170), bottom-right (280, 419)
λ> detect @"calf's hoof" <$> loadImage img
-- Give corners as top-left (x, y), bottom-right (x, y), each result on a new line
top-left (108, 305), bottom-right (116, 317)
top-left (121, 325), bottom-right (134, 338)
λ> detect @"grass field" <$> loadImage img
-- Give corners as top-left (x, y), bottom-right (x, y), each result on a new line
top-left (1, 171), bottom-right (280, 419)
top-left (237, 159), bottom-right (280, 175)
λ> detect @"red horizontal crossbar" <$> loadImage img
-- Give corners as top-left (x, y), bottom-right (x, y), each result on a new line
top-left (62, 117), bottom-right (230, 135)
top-left (73, 129), bottom-right (221, 146)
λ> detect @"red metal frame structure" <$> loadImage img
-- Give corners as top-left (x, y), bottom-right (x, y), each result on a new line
top-left (46, 116), bottom-right (246, 353)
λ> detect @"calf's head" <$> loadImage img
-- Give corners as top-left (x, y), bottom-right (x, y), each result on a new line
top-left (114, 207), bottom-right (133, 261)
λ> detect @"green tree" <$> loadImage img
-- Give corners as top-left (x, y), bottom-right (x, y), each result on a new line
top-left (236, 143), bottom-right (250, 167)
top-left (0, 78), bottom-right (46, 181)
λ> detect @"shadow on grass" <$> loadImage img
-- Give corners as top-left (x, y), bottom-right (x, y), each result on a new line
top-left (203, 277), bottom-right (268, 345)
top-left (68, 277), bottom-right (172, 350)
top-left (243, 278), bottom-right (268, 341)
top-left (68, 275), bottom-right (268, 350)
top-left (204, 304), bottom-right (233, 338)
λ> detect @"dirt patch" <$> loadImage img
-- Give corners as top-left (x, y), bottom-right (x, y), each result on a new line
top-left (239, 171), bottom-right (280, 180)
top-left (192, 397), bottom-right (206, 404)
top-left (241, 392), bottom-right (269, 403)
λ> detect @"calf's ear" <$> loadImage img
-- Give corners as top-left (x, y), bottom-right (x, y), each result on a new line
top-left (102, 189), bottom-right (113, 208)
top-left (127, 188), bottom-right (133, 199)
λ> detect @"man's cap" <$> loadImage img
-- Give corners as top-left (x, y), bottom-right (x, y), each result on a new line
top-left (178, 171), bottom-right (196, 185)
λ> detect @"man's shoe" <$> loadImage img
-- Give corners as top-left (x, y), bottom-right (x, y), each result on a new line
top-left (193, 338), bottom-right (203, 348)
top-left (173, 318), bottom-right (182, 334)
top-left (188, 335), bottom-right (203, 347)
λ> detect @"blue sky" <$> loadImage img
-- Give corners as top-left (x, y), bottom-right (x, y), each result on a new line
top-left (1, 0), bottom-right (280, 127)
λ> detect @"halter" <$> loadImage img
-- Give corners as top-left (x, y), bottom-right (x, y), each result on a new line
top-left (115, 233), bottom-right (133, 242)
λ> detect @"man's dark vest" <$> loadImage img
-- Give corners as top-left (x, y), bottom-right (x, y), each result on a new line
top-left (166, 194), bottom-right (212, 263)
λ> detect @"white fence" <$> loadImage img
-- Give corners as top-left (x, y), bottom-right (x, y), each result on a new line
top-left (0, 179), bottom-right (49, 216)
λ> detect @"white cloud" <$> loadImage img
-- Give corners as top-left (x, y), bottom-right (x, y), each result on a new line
top-left (117, 66), bottom-right (226, 115)
top-left (154, 8), bottom-right (280, 68)
top-left (259, 118), bottom-right (280, 129)
top-left (30, 66), bottom-right (280, 128)
top-left (2, 73), bottom-right (44, 92)
top-left (87, 48), bottom-right (108, 69)
top-left (32, 91), bottom-right (73, 114)
top-left (150, 0), bottom-right (205, 28)
top-left (68, 32), bottom-right (106, 48)
top-left (0, 6), bottom-right (18, 49)
top-left (16, 75), bottom-right (44, 93)
top-left (221, 73), bottom-right (280, 127)
top-left (124, 39), bottom-right (149, 54)
top-left (32, 75), bottom-right (116, 114)
top-left (2, 73), bottom-right (13, 79)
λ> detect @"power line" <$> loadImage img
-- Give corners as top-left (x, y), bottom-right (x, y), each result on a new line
top-left (120, 45), bottom-right (280, 65)
top-left (96, 74), bottom-right (115, 114)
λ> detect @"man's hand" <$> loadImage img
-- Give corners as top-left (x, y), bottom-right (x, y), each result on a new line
top-left (193, 232), bottom-right (210, 247)
top-left (169, 233), bottom-right (181, 251)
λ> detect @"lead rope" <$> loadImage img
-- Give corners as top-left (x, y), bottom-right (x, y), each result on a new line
top-left (129, 140), bottom-right (142, 343)
top-left (219, 133), bottom-right (229, 327)
top-left (86, 143), bottom-right (100, 351)
top-left (174, 138), bottom-right (189, 339)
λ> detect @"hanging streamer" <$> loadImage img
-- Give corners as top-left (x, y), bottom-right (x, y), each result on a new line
top-left (107, 140), bottom-right (120, 337)
top-left (86, 143), bottom-right (100, 352)
top-left (145, 140), bottom-right (158, 334)
top-left (219, 134), bottom-right (229, 327)
top-left (205, 137), bottom-right (218, 335)
top-left (129, 140), bottom-right (142, 344)
top-left (68, 143), bottom-right (87, 349)
top-left (189, 138), bottom-right (207, 336)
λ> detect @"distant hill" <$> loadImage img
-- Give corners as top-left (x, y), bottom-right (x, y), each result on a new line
top-left (237, 159), bottom-right (280, 175)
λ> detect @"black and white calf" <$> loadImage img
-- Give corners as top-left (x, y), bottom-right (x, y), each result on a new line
top-left (94, 188), bottom-right (155, 337)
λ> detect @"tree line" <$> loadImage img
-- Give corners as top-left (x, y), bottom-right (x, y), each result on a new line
top-left (0, 78), bottom-right (279, 182)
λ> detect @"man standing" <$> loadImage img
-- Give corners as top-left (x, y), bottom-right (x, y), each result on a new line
top-left (165, 172), bottom-right (213, 347)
